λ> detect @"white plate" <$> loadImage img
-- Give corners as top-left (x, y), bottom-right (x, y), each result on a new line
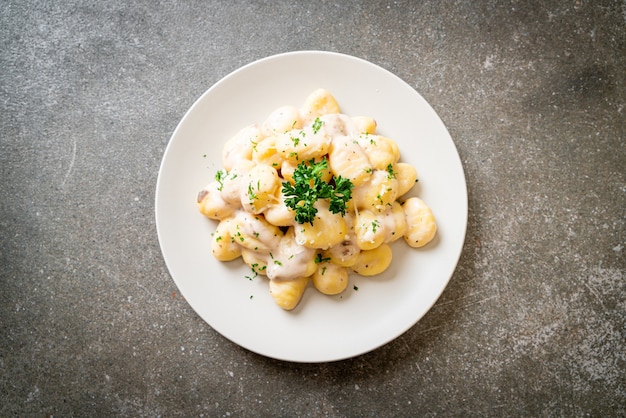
top-left (155, 51), bottom-right (467, 362)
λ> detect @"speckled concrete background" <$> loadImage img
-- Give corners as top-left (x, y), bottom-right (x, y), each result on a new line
top-left (1, 1), bottom-right (624, 416)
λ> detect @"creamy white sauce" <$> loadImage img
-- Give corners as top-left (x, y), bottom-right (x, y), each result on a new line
top-left (265, 229), bottom-right (316, 281)
top-left (221, 160), bottom-right (254, 205)
top-left (320, 113), bottom-right (359, 137)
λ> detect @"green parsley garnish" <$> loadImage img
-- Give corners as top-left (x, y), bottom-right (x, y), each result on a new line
top-left (371, 220), bottom-right (380, 233)
top-left (245, 263), bottom-right (260, 280)
top-left (215, 170), bottom-right (227, 191)
top-left (312, 117), bottom-right (324, 134)
top-left (314, 253), bottom-right (331, 264)
top-left (281, 158), bottom-right (354, 225)
top-left (386, 163), bottom-right (396, 179)
top-left (247, 183), bottom-right (258, 200)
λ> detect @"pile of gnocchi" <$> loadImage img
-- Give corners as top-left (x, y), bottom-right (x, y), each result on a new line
top-left (197, 89), bottom-right (437, 310)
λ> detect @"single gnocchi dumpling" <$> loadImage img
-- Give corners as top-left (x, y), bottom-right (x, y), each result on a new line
top-left (269, 276), bottom-right (310, 310)
top-left (230, 211), bottom-right (283, 253)
top-left (262, 105), bottom-right (303, 136)
top-left (355, 210), bottom-right (386, 250)
top-left (294, 200), bottom-right (347, 250)
top-left (352, 169), bottom-right (398, 212)
top-left (328, 135), bottom-right (372, 187)
top-left (393, 162), bottom-right (418, 197)
top-left (211, 218), bottom-right (242, 261)
top-left (403, 197), bottom-right (437, 248)
top-left (220, 160), bottom-right (255, 205)
top-left (351, 116), bottom-right (377, 134)
top-left (266, 228), bottom-right (317, 281)
top-left (197, 181), bottom-right (237, 221)
top-left (222, 124), bottom-right (261, 171)
top-left (319, 114), bottom-right (360, 137)
top-left (264, 189), bottom-right (296, 227)
top-left (312, 262), bottom-right (349, 295)
top-left (351, 243), bottom-right (393, 276)
top-left (354, 203), bottom-right (407, 249)
top-left (381, 201), bottom-right (408, 243)
top-left (275, 124), bottom-right (332, 162)
top-left (357, 134), bottom-right (400, 171)
top-left (322, 240), bottom-right (360, 267)
top-left (300, 88), bottom-right (341, 122)
top-left (239, 164), bottom-right (280, 214)
top-left (321, 213), bottom-right (360, 267)
top-left (241, 249), bottom-right (269, 276)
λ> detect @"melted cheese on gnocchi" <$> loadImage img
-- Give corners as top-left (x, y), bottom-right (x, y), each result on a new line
top-left (197, 88), bottom-right (437, 310)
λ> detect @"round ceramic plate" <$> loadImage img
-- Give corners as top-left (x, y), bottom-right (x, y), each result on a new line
top-left (155, 51), bottom-right (467, 362)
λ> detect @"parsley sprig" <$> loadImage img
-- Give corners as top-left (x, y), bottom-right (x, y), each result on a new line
top-left (282, 158), bottom-right (353, 225)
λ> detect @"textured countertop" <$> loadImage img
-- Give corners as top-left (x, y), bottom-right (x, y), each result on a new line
top-left (1, 1), bottom-right (624, 416)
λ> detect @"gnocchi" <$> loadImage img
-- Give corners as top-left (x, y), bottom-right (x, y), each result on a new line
top-left (197, 89), bottom-right (437, 310)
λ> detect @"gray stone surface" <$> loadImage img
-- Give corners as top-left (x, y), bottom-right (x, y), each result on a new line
top-left (1, 0), bottom-right (624, 416)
